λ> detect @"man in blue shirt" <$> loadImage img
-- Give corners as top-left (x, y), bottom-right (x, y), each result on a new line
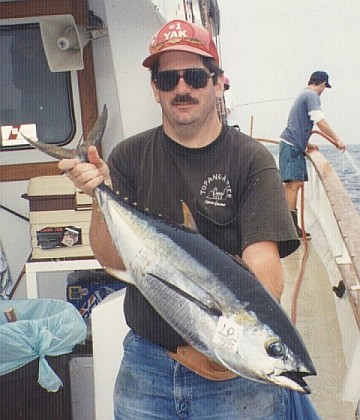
top-left (279, 71), bottom-right (345, 238)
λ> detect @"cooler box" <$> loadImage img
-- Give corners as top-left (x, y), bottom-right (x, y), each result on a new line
top-left (25, 175), bottom-right (94, 260)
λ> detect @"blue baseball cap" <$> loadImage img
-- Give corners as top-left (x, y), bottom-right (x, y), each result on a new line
top-left (309, 71), bottom-right (331, 88)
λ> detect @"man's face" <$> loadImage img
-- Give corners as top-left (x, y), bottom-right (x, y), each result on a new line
top-left (151, 51), bottom-right (224, 129)
top-left (318, 82), bottom-right (327, 95)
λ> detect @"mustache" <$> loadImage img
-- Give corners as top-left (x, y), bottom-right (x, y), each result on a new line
top-left (171, 94), bottom-right (198, 105)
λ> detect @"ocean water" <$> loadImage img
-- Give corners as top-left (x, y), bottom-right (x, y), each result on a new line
top-left (265, 144), bottom-right (360, 215)
top-left (321, 144), bottom-right (360, 214)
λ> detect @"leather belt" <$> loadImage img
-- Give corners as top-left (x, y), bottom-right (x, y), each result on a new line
top-left (168, 345), bottom-right (237, 381)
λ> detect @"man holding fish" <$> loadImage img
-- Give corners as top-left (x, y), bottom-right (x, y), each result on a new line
top-left (59, 19), bottom-right (319, 420)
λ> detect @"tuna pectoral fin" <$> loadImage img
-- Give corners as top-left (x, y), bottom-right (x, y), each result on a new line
top-left (148, 273), bottom-right (222, 317)
top-left (103, 266), bottom-right (135, 285)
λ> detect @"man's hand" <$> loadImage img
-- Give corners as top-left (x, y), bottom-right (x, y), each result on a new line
top-left (335, 140), bottom-right (346, 152)
top-left (306, 143), bottom-right (319, 152)
top-left (58, 146), bottom-right (112, 196)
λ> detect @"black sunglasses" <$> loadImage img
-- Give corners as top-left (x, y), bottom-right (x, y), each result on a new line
top-left (154, 68), bottom-right (215, 91)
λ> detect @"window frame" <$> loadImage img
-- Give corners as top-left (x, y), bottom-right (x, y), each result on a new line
top-left (0, 0), bottom-right (98, 182)
top-left (0, 21), bottom-right (77, 152)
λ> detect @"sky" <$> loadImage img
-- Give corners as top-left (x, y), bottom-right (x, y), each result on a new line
top-left (217, 0), bottom-right (360, 144)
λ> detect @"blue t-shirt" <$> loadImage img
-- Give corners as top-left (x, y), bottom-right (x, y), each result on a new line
top-left (280, 88), bottom-right (321, 151)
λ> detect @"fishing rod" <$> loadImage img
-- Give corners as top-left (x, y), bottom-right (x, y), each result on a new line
top-left (291, 184), bottom-right (310, 324)
top-left (0, 203), bottom-right (29, 222)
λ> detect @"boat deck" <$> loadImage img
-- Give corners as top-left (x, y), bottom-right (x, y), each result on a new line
top-left (281, 241), bottom-right (355, 419)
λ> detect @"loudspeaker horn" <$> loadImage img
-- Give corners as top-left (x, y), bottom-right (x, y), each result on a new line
top-left (39, 14), bottom-right (107, 72)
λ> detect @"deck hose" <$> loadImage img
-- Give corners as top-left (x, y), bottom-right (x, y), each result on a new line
top-left (290, 184), bottom-right (310, 324)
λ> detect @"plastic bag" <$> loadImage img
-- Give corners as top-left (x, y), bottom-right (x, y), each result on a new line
top-left (0, 299), bottom-right (86, 392)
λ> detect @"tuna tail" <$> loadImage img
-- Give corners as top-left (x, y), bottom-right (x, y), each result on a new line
top-left (20, 136), bottom-right (79, 160)
top-left (21, 105), bottom-right (108, 162)
top-left (81, 104), bottom-right (108, 149)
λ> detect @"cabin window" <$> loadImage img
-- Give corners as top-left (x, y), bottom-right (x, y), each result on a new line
top-left (0, 23), bottom-right (75, 150)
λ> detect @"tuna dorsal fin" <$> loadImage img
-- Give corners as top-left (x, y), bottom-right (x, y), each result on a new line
top-left (182, 201), bottom-right (198, 232)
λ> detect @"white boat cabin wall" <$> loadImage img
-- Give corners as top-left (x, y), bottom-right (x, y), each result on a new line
top-left (0, 0), bottom-right (180, 296)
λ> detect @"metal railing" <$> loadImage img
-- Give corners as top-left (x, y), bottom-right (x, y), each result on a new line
top-left (258, 133), bottom-right (360, 404)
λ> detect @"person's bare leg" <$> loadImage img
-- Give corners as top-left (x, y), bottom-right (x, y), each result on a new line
top-left (284, 181), bottom-right (310, 238)
top-left (283, 181), bottom-right (303, 210)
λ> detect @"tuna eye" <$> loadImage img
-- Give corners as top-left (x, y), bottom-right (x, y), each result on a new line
top-left (266, 340), bottom-right (286, 358)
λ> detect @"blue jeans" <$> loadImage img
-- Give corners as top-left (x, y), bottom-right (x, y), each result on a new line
top-left (114, 331), bottom-right (293, 419)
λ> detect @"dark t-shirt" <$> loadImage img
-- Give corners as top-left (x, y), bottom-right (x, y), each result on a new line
top-left (107, 125), bottom-right (299, 351)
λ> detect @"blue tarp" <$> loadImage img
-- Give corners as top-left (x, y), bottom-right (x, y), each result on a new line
top-left (286, 389), bottom-right (321, 419)
top-left (0, 299), bottom-right (86, 392)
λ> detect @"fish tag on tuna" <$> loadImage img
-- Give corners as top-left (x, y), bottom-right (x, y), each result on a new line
top-left (212, 316), bottom-right (243, 353)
